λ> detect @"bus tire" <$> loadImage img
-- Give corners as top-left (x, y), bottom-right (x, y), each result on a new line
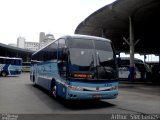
top-left (33, 76), bottom-right (37, 86)
top-left (1, 71), bottom-right (7, 77)
top-left (51, 81), bottom-right (57, 98)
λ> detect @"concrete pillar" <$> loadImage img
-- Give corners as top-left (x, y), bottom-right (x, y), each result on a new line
top-left (26, 53), bottom-right (30, 62)
top-left (129, 16), bottom-right (135, 82)
top-left (144, 55), bottom-right (146, 63)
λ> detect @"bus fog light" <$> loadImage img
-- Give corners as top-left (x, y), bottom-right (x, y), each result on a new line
top-left (114, 93), bottom-right (118, 96)
top-left (68, 85), bottom-right (84, 91)
top-left (111, 86), bottom-right (118, 90)
top-left (68, 94), bottom-right (77, 98)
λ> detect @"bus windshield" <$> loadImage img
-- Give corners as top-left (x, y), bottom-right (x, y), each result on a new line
top-left (67, 38), bottom-right (117, 80)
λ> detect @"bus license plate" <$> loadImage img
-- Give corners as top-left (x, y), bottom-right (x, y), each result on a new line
top-left (93, 94), bottom-right (102, 98)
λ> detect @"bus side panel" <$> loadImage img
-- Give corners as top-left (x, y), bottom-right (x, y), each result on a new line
top-left (2, 64), bottom-right (9, 75)
top-left (0, 64), bottom-right (4, 73)
top-left (56, 81), bottom-right (68, 98)
top-left (30, 65), bottom-right (34, 82)
top-left (9, 65), bottom-right (22, 75)
top-left (37, 61), bottom-right (59, 91)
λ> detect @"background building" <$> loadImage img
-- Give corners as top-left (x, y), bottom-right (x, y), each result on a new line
top-left (17, 37), bottom-right (25, 48)
top-left (25, 42), bottom-right (39, 51)
top-left (39, 32), bottom-right (55, 49)
top-left (39, 32), bottom-right (45, 43)
top-left (17, 32), bottom-right (55, 51)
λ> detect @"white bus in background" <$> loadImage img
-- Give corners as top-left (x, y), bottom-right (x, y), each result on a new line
top-left (118, 57), bottom-right (152, 81)
top-left (0, 56), bottom-right (22, 77)
top-left (22, 62), bottom-right (31, 72)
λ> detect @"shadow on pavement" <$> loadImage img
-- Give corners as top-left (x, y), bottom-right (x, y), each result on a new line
top-left (27, 83), bottom-right (116, 110)
top-left (58, 99), bottom-right (115, 110)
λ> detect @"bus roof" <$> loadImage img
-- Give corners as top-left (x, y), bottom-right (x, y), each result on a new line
top-left (32, 34), bottom-right (111, 56)
top-left (60, 34), bottom-right (111, 42)
top-left (0, 56), bottom-right (22, 60)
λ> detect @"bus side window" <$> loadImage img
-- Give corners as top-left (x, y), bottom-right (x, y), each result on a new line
top-left (0, 58), bottom-right (2, 63)
top-left (46, 41), bottom-right (58, 61)
top-left (0, 58), bottom-right (5, 64)
top-left (6, 59), bottom-right (11, 64)
top-left (58, 39), bottom-right (67, 77)
top-left (12, 60), bottom-right (15, 65)
top-left (16, 60), bottom-right (21, 65)
top-left (1, 59), bottom-right (5, 64)
top-left (58, 39), bottom-right (67, 61)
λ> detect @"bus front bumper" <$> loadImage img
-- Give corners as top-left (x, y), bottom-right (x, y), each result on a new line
top-left (65, 90), bottom-right (118, 100)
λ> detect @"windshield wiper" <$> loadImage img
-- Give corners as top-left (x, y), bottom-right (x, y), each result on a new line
top-left (97, 54), bottom-right (113, 74)
top-left (85, 54), bottom-right (96, 79)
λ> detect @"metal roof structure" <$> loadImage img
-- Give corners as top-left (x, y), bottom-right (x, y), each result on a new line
top-left (0, 43), bottom-right (34, 61)
top-left (75, 0), bottom-right (160, 54)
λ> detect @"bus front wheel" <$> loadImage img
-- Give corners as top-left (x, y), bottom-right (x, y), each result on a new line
top-left (1, 71), bottom-right (7, 77)
top-left (33, 76), bottom-right (37, 86)
top-left (51, 84), bottom-right (57, 98)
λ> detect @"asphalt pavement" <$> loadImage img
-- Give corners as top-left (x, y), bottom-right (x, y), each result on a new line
top-left (0, 73), bottom-right (159, 120)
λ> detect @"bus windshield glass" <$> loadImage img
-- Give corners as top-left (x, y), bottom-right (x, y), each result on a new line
top-left (67, 38), bottom-right (117, 80)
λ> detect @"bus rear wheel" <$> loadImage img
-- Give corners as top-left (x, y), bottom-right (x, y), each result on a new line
top-left (33, 76), bottom-right (37, 86)
top-left (1, 71), bottom-right (7, 77)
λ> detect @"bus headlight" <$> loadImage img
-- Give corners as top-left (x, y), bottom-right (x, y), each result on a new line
top-left (110, 86), bottom-right (118, 90)
top-left (68, 85), bottom-right (84, 91)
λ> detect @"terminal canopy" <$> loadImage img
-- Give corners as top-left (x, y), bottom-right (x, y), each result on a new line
top-left (0, 43), bottom-right (33, 61)
top-left (75, 0), bottom-right (160, 54)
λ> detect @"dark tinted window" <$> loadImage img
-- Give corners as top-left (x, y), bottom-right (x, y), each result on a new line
top-left (0, 58), bottom-right (5, 64)
top-left (120, 60), bottom-right (130, 66)
top-left (45, 41), bottom-right (58, 61)
top-left (32, 41), bottom-right (58, 61)
top-left (120, 59), bottom-right (143, 66)
top-left (67, 38), bottom-right (94, 49)
top-left (6, 59), bottom-right (11, 64)
top-left (68, 38), bottom-right (117, 80)
top-left (95, 40), bottom-right (112, 51)
top-left (58, 39), bottom-right (66, 60)
top-left (15, 60), bottom-right (22, 65)
top-left (0, 58), bottom-right (21, 65)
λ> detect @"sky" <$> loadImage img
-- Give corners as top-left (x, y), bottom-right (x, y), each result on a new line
top-left (0, 0), bottom-right (158, 62)
top-left (0, 0), bottom-right (116, 45)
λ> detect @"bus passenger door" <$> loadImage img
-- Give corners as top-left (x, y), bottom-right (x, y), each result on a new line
top-left (57, 39), bottom-right (68, 97)
top-left (58, 39), bottom-right (67, 79)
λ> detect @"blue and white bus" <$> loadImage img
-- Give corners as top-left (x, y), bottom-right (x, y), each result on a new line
top-left (30, 35), bottom-right (119, 100)
top-left (0, 56), bottom-right (22, 77)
